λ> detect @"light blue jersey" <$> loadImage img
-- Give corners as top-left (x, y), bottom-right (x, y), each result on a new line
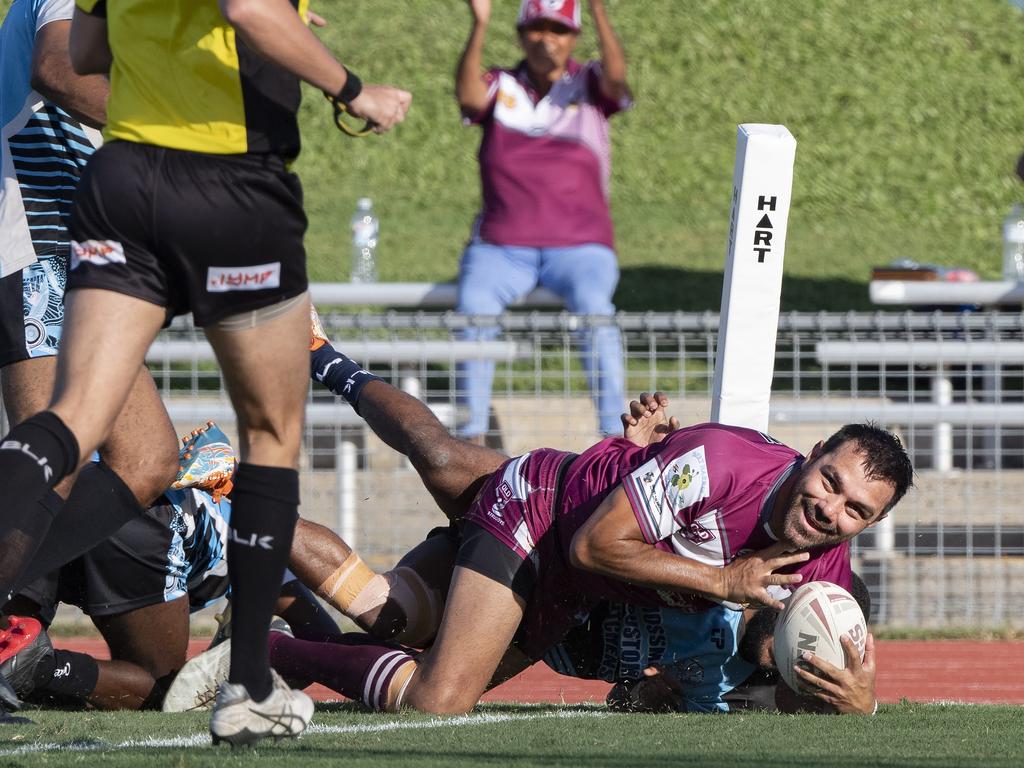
top-left (0, 0), bottom-right (100, 278)
top-left (543, 602), bottom-right (756, 713)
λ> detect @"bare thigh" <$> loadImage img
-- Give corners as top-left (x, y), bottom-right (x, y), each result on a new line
top-left (91, 595), bottom-right (191, 679)
top-left (403, 566), bottom-right (525, 714)
top-left (48, 289), bottom-right (167, 465)
top-left (204, 294), bottom-right (309, 468)
top-left (2, 354), bottom-right (175, 503)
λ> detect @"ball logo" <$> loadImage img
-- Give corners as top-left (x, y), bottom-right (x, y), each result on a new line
top-left (206, 262), bottom-right (281, 293)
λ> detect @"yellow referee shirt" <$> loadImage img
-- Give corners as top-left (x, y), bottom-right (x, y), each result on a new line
top-left (76, 0), bottom-right (310, 157)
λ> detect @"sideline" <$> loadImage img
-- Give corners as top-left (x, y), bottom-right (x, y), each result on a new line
top-left (0, 708), bottom-right (607, 757)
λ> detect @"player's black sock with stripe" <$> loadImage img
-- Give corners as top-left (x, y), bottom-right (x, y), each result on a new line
top-left (32, 649), bottom-right (99, 702)
top-left (310, 342), bottom-right (382, 414)
top-left (0, 412), bottom-right (79, 601)
top-left (226, 463), bottom-right (299, 702)
top-left (13, 462), bottom-right (146, 593)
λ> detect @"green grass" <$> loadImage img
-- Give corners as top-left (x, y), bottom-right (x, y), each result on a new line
top-left (3, 0), bottom-right (1020, 309)
top-left (293, 0), bottom-right (1024, 311)
top-left (1, 703), bottom-right (1021, 767)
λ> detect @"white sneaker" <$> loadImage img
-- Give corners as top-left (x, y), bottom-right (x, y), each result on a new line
top-left (163, 618), bottom-right (293, 713)
top-left (163, 637), bottom-right (231, 712)
top-left (209, 670), bottom-right (314, 746)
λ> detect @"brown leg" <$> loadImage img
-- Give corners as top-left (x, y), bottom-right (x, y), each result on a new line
top-left (88, 660), bottom-right (160, 711)
top-left (358, 379), bottom-right (507, 520)
top-left (91, 596), bottom-right (190, 680)
top-left (401, 567), bottom-right (524, 714)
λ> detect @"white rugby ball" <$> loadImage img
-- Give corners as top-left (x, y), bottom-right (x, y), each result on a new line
top-left (773, 581), bottom-right (867, 694)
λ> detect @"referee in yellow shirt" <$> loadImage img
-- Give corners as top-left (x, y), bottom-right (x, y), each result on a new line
top-left (0, 0), bottom-right (409, 745)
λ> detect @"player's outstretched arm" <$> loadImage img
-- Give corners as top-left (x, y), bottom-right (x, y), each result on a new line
top-left (570, 488), bottom-right (808, 609)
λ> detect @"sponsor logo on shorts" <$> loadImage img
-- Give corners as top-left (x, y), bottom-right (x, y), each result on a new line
top-left (207, 263), bottom-right (281, 293)
top-left (70, 240), bottom-right (126, 270)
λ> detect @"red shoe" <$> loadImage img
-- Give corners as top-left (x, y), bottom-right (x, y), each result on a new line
top-left (0, 615), bottom-right (53, 699)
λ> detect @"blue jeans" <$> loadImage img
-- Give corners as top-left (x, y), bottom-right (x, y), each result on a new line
top-left (456, 240), bottom-right (625, 437)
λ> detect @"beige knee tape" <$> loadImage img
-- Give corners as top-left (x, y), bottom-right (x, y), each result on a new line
top-left (316, 553), bottom-right (376, 614)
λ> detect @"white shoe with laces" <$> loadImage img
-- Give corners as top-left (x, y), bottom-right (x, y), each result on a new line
top-left (162, 617), bottom-right (291, 713)
top-left (209, 669), bottom-right (314, 747)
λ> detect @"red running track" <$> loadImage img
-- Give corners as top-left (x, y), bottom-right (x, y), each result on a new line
top-left (55, 639), bottom-right (1024, 706)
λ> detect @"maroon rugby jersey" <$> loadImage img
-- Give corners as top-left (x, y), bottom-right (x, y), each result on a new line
top-left (556, 423), bottom-right (852, 610)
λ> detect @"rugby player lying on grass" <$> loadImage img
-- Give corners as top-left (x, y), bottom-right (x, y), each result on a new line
top-left (0, 424), bottom-right (340, 711)
top-left (169, 311), bottom-right (905, 715)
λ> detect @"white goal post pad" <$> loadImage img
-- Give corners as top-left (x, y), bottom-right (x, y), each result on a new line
top-left (711, 124), bottom-right (796, 433)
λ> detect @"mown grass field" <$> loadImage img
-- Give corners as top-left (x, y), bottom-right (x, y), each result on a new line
top-left (1, 703), bottom-right (1021, 768)
top-left (292, 0), bottom-right (1023, 310)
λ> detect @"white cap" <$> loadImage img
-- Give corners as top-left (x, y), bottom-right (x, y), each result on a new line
top-left (357, 197), bottom-right (373, 209)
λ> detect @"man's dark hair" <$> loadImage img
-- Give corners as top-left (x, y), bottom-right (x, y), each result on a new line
top-left (821, 423), bottom-right (914, 514)
top-left (850, 572), bottom-right (872, 623)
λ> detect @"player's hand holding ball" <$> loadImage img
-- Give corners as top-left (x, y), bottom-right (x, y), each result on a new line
top-left (774, 581), bottom-right (876, 715)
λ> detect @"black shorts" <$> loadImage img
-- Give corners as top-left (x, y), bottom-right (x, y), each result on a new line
top-left (68, 141), bottom-right (308, 327)
top-left (17, 491), bottom-right (231, 624)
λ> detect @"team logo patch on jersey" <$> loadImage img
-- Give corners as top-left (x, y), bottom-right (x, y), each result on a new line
top-left (684, 520), bottom-right (716, 544)
top-left (70, 240), bottom-right (126, 269)
top-left (206, 262), bottom-right (281, 293)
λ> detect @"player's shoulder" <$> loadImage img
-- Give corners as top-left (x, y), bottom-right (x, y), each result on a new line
top-left (661, 422), bottom-right (797, 455)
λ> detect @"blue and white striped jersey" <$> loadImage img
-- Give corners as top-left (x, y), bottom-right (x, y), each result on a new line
top-left (0, 0), bottom-right (101, 277)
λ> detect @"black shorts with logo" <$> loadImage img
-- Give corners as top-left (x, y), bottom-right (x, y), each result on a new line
top-left (68, 141), bottom-right (308, 327)
top-left (16, 491), bottom-right (230, 625)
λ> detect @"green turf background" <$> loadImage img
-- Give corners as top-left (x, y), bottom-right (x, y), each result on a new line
top-left (2, 0), bottom-right (1022, 311)
top-left (292, 0), bottom-right (1023, 311)
top-left (3, 704), bottom-right (1022, 767)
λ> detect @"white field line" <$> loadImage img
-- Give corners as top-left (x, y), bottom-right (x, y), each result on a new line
top-left (0, 708), bottom-right (606, 757)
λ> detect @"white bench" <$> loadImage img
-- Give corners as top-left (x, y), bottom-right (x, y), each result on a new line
top-left (147, 338), bottom-right (531, 365)
top-left (869, 279), bottom-right (1024, 307)
top-left (308, 281), bottom-right (564, 308)
top-left (813, 341), bottom-right (1024, 472)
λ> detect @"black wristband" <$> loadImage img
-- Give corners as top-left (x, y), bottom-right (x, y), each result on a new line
top-left (336, 68), bottom-right (363, 106)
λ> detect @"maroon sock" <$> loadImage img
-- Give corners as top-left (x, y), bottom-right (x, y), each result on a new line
top-left (268, 632), bottom-right (415, 710)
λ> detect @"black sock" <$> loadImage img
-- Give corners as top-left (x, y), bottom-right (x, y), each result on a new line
top-left (0, 412), bottom-right (80, 601)
top-left (13, 462), bottom-right (145, 593)
top-left (35, 650), bottom-right (98, 701)
top-left (227, 463), bottom-right (299, 701)
top-left (311, 342), bottom-right (382, 414)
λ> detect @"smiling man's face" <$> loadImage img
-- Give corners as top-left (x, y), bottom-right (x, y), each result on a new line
top-left (774, 440), bottom-right (895, 550)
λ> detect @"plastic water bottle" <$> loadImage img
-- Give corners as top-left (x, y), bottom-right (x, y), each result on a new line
top-left (350, 197), bottom-right (379, 283)
top-left (1002, 203), bottom-right (1024, 281)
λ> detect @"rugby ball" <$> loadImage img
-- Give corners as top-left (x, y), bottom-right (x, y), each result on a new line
top-left (773, 581), bottom-right (867, 694)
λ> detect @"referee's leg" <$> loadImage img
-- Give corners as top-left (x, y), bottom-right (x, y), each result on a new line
top-left (204, 293), bottom-right (309, 703)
